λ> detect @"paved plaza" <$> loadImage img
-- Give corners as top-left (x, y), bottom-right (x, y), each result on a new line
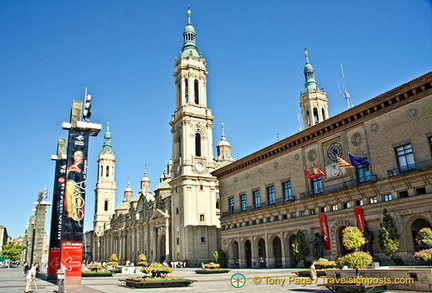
top-left (0, 266), bottom-right (422, 293)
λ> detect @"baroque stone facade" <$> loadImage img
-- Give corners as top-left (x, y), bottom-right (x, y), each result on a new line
top-left (213, 71), bottom-right (432, 267)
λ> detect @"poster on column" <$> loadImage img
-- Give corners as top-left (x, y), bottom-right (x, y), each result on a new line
top-left (61, 128), bottom-right (89, 277)
top-left (47, 158), bottom-right (67, 275)
top-left (318, 213), bottom-right (331, 250)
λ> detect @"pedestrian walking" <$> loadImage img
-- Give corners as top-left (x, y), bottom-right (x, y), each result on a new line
top-left (57, 262), bottom-right (66, 293)
top-left (25, 263), bottom-right (37, 293)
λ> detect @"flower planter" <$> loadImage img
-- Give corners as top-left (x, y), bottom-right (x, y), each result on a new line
top-left (195, 269), bottom-right (230, 274)
top-left (123, 278), bottom-right (196, 288)
top-left (82, 271), bottom-right (113, 277)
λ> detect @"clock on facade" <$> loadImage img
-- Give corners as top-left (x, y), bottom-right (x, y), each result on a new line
top-left (327, 142), bottom-right (343, 162)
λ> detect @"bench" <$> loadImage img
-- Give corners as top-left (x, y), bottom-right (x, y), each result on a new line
top-left (318, 283), bottom-right (387, 293)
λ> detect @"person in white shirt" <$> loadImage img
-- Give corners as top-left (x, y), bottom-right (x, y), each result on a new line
top-left (57, 262), bottom-right (66, 293)
top-left (25, 264), bottom-right (37, 293)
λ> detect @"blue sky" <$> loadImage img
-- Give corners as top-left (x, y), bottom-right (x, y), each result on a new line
top-left (0, 1), bottom-right (431, 239)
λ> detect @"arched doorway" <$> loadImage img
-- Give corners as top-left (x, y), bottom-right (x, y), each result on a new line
top-left (158, 234), bottom-right (166, 263)
top-left (232, 241), bottom-right (239, 267)
top-left (411, 218), bottom-right (432, 252)
top-left (273, 237), bottom-right (282, 267)
top-left (245, 240), bottom-right (252, 267)
top-left (258, 238), bottom-right (266, 268)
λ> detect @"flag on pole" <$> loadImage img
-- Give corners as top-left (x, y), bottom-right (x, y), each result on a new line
top-left (349, 154), bottom-right (370, 167)
top-left (337, 157), bottom-right (354, 168)
top-left (313, 166), bottom-right (327, 176)
top-left (304, 168), bottom-right (317, 179)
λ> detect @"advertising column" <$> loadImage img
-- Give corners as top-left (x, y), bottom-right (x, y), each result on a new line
top-left (47, 138), bottom-right (67, 280)
top-left (60, 128), bottom-right (89, 285)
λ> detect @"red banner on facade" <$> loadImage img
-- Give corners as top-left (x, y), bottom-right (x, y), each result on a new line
top-left (354, 206), bottom-right (366, 233)
top-left (318, 213), bottom-right (331, 250)
top-left (60, 241), bottom-right (83, 277)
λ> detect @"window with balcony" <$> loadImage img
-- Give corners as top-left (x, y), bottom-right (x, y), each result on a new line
top-left (396, 144), bottom-right (415, 172)
top-left (291, 212), bottom-right (297, 218)
top-left (369, 196), bottom-right (378, 204)
top-left (312, 177), bottom-right (323, 194)
top-left (416, 187), bottom-right (426, 195)
top-left (228, 197), bottom-right (235, 214)
top-left (300, 211), bottom-right (306, 217)
top-left (331, 205), bottom-right (338, 211)
top-left (282, 181), bottom-right (293, 201)
top-left (240, 194), bottom-right (247, 211)
top-left (343, 202), bottom-right (350, 209)
top-left (356, 160), bottom-right (371, 183)
top-left (383, 194), bottom-right (393, 201)
top-left (355, 200), bottom-right (364, 206)
top-left (267, 186), bottom-right (275, 205)
top-left (253, 190), bottom-right (261, 208)
top-left (320, 207), bottom-right (327, 213)
top-left (398, 190), bottom-right (409, 198)
top-left (309, 209), bottom-right (315, 215)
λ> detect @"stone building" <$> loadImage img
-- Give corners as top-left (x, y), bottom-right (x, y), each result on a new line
top-left (212, 66), bottom-right (432, 267)
top-left (90, 10), bottom-right (234, 266)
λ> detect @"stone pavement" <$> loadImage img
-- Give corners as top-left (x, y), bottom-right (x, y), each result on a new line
top-left (0, 265), bottom-right (422, 293)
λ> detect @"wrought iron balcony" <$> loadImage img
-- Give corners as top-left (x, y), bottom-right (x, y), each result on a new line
top-left (387, 159), bottom-right (432, 177)
top-left (222, 196), bottom-right (296, 217)
top-left (299, 175), bottom-right (378, 199)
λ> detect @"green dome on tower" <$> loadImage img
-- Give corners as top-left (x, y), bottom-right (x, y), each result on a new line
top-left (181, 9), bottom-right (200, 58)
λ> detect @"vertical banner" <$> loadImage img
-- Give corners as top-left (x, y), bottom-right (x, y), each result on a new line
top-left (60, 128), bottom-right (89, 278)
top-left (354, 206), bottom-right (366, 233)
top-left (47, 156), bottom-right (67, 277)
top-left (318, 213), bottom-right (331, 250)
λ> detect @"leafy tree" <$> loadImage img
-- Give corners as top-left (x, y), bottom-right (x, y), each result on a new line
top-left (291, 230), bottom-right (309, 262)
top-left (342, 227), bottom-right (366, 251)
top-left (378, 208), bottom-right (400, 259)
top-left (213, 250), bottom-right (227, 267)
top-left (0, 241), bottom-right (26, 261)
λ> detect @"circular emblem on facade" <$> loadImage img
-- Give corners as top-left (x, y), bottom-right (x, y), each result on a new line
top-left (245, 173), bottom-right (249, 178)
top-left (273, 162), bottom-right (278, 168)
top-left (230, 273), bottom-right (246, 288)
top-left (351, 132), bottom-right (362, 146)
top-left (294, 154), bottom-right (299, 160)
top-left (371, 124), bottom-right (378, 131)
top-left (327, 142), bottom-right (343, 162)
top-left (259, 168), bottom-right (263, 173)
top-left (308, 150), bottom-right (317, 162)
top-left (409, 108), bottom-right (417, 118)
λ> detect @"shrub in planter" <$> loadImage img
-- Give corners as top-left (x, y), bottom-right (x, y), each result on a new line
top-left (336, 251), bottom-right (372, 269)
top-left (213, 250), bottom-right (228, 268)
top-left (204, 262), bottom-right (220, 269)
top-left (141, 263), bottom-right (173, 278)
top-left (414, 248), bottom-right (432, 262)
top-left (342, 227), bottom-right (366, 251)
top-left (313, 258), bottom-right (336, 269)
top-left (417, 227), bottom-right (432, 248)
top-left (137, 254), bottom-right (148, 266)
top-left (378, 209), bottom-right (400, 260)
top-left (86, 264), bottom-right (105, 271)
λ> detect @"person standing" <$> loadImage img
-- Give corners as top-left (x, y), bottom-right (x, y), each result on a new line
top-left (25, 263), bottom-right (37, 293)
top-left (57, 262), bottom-right (66, 293)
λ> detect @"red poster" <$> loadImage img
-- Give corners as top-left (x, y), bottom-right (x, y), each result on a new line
top-left (60, 241), bottom-right (83, 277)
top-left (354, 206), bottom-right (366, 233)
top-left (318, 213), bottom-right (331, 250)
top-left (47, 248), bottom-right (61, 275)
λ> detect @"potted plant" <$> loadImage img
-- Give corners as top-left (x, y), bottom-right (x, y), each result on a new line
top-left (195, 262), bottom-right (230, 274)
top-left (82, 264), bottom-right (112, 277)
top-left (295, 258), bottom-right (336, 277)
top-left (123, 263), bottom-right (196, 288)
top-left (378, 209), bottom-right (400, 265)
top-left (136, 254), bottom-right (148, 267)
top-left (291, 230), bottom-right (309, 267)
top-left (414, 227), bottom-right (432, 264)
top-left (336, 227), bottom-right (372, 276)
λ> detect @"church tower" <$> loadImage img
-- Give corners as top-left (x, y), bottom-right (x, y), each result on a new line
top-left (215, 123), bottom-right (234, 166)
top-left (169, 9), bottom-right (219, 264)
top-left (299, 49), bottom-right (329, 128)
top-left (93, 122), bottom-right (116, 237)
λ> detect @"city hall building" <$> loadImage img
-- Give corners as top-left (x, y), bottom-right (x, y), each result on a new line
top-left (213, 70), bottom-right (432, 268)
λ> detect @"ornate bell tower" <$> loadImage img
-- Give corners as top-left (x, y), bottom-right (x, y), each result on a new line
top-left (169, 9), bottom-right (219, 264)
top-left (299, 49), bottom-right (329, 128)
top-left (93, 122), bottom-right (116, 237)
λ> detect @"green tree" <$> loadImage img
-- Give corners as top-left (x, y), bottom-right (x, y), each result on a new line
top-left (0, 241), bottom-right (26, 261)
top-left (213, 250), bottom-right (227, 267)
top-left (378, 208), bottom-right (400, 259)
top-left (291, 230), bottom-right (309, 262)
top-left (342, 227), bottom-right (366, 251)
